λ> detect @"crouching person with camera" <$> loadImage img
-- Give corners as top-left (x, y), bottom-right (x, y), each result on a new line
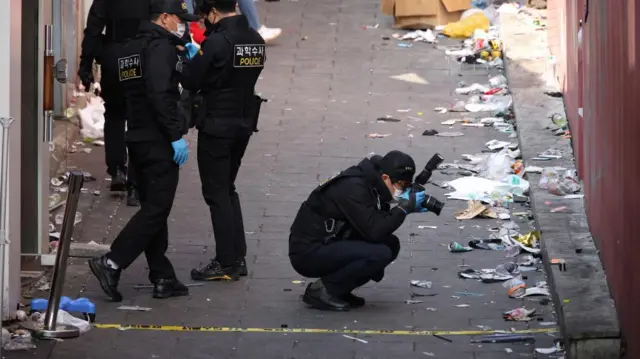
top-left (289, 151), bottom-right (429, 311)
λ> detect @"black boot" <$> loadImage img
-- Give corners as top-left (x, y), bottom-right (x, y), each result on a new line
top-left (110, 169), bottom-right (127, 192)
top-left (190, 260), bottom-right (240, 281)
top-left (302, 280), bottom-right (350, 311)
top-left (88, 256), bottom-right (123, 302)
top-left (341, 293), bottom-right (366, 308)
top-left (236, 258), bottom-right (248, 277)
top-left (126, 186), bottom-right (140, 207)
top-left (152, 278), bottom-right (190, 299)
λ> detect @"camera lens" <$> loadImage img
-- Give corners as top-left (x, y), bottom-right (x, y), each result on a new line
top-left (423, 195), bottom-right (444, 216)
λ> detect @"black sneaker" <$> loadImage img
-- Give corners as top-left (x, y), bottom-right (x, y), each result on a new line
top-left (236, 258), bottom-right (248, 276)
top-left (152, 278), bottom-right (190, 299)
top-left (190, 260), bottom-right (239, 281)
top-left (302, 280), bottom-right (350, 311)
top-left (88, 256), bottom-right (123, 302)
top-left (110, 170), bottom-right (127, 192)
top-left (126, 187), bottom-right (140, 207)
top-left (341, 293), bottom-right (365, 308)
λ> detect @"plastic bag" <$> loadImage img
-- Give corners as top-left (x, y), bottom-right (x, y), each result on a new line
top-left (79, 97), bottom-right (106, 140)
top-left (479, 149), bottom-right (514, 180)
top-left (539, 167), bottom-right (581, 195)
top-left (442, 13), bottom-right (490, 39)
top-left (57, 309), bottom-right (92, 333)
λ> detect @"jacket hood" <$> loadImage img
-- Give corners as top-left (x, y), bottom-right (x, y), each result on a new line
top-left (342, 158), bottom-right (393, 203)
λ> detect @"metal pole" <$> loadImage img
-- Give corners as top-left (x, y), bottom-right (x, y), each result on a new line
top-left (0, 117), bottom-right (14, 358)
top-left (40, 171), bottom-right (84, 339)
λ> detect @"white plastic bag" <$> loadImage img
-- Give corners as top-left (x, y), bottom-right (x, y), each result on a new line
top-left (479, 149), bottom-right (514, 180)
top-left (56, 310), bottom-right (92, 333)
top-left (79, 96), bottom-right (106, 139)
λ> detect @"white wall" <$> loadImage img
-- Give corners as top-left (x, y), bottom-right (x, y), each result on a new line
top-left (0, 0), bottom-right (23, 319)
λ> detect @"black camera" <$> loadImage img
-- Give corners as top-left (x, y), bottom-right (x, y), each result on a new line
top-left (413, 153), bottom-right (445, 216)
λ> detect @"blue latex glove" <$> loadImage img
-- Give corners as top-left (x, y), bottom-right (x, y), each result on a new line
top-left (397, 189), bottom-right (428, 214)
top-left (171, 138), bottom-right (189, 167)
top-left (415, 191), bottom-right (429, 213)
top-left (184, 43), bottom-right (199, 60)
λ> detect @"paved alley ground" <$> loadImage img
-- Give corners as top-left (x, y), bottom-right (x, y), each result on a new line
top-left (20, 1), bottom-right (560, 358)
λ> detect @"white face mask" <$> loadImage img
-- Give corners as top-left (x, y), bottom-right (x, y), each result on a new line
top-left (393, 188), bottom-right (404, 199)
top-left (173, 23), bottom-right (186, 38)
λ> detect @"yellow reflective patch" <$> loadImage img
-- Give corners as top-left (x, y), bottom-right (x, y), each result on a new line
top-left (181, 2), bottom-right (187, 10)
top-left (199, 50), bottom-right (203, 56)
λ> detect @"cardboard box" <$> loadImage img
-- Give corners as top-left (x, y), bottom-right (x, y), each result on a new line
top-left (381, 0), bottom-right (472, 29)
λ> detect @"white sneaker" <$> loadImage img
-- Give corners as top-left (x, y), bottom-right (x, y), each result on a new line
top-left (258, 26), bottom-right (282, 43)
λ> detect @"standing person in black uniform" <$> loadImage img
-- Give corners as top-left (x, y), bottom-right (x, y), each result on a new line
top-left (88, 0), bottom-right (199, 302)
top-left (182, 0), bottom-right (266, 281)
top-left (289, 151), bottom-right (429, 311)
top-left (78, 0), bottom-right (149, 206)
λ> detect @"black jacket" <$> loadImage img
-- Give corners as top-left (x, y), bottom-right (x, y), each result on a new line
top-left (78, 0), bottom-right (150, 73)
top-left (289, 158), bottom-right (407, 256)
top-left (182, 15), bottom-right (265, 138)
top-left (119, 21), bottom-right (187, 143)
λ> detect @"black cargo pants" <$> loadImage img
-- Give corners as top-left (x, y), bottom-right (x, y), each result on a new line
top-left (197, 132), bottom-right (250, 267)
top-left (290, 235), bottom-right (401, 296)
top-left (98, 41), bottom-right (135, 184)
top-left (107, 140), bottom-right (178, 282)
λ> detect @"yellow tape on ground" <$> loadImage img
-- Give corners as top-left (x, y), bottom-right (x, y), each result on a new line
top-left (94, 324), bottom-right (557, 336)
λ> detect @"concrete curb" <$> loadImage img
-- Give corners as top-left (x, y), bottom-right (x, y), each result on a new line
top-left (499, 12), bottom-right (622, 358)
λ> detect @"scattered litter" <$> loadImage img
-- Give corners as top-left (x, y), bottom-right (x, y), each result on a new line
top-left (453, 291), bottom-right (483, 297)
top-left (503, 307), bottom-right (536, 321)
top-left (519, 287), bottom-right (551, 298)
top-left (410, 280), bottom-right (433, 289)
top-left (454, 304), bottom-right (470, 308)
top-left (426, 307), bottom-right (438, 311)
top-left (455, 83), bottom-right (490, 95)
top-left (397, 108), bottom-right (411, 113)
top-left (550, 206), bottom-right (568, 213)
top-left (423, 352), bottom-right (435, 357)
top-left (366, 133), bottom-right (391, 139)
top-left (471, 334), bottom-right (535, 343)
top-left (418, 225), bottom-right (437, 229)
top-left (405, 300), bottom-right (424, 304)
top-left (343, 335), bottom-right (368, 344)
top-left (3, 332), bottom-right (36, 351)
top-left (117, 305), bottom-right (152, 312)
top-left (489, 75), bottom-right (508, 87)
top-left (539, 322), bottom-right (557, 326)
top-left (292, 280), bottom-right (306, 284)
top-left (435, 132), bottom-right (464, 137)
top-left (390, 73), bottom-right (429, 85)
top-left (525, 166), bottom-right (543, 173)
top-left (441, 119), bottom-right (458, 125)
top-left (51, 178), bottom-right (64, 186)
top-left (535, 342), bottom-right (562, 354)
top-left (422, 129), bottom-right (438, 136)
top-left (400, 29), bottom-right (437, 43)
top-left (485, 139), bottom-right (512, 151)
top-left (442, 12), bottom-right (490, 39)
top-left (504, 348), bottom-right (513, 353)
top-left (539, 167), bottom-right (581, 195)
top-left (564, 194), bottom-right (584, 199)
top-left (469, 238), bottom-right (503, 250)
top-left (455, 200), bottom-right (497, 219)
top-left (449, 241), bottom-right (473, 252)
top-left (54, 211), bottom-right (83, 226)
top-left (433, 107), bottom-right (448, 113)
top-left (376, 117), bottom-right (401, 122)
top-left (397, 42), bottom-right (413, 48)
top-left (432, 334), bottom-right (453, 343)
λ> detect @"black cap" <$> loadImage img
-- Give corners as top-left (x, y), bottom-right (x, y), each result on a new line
top-left (151, 0), bottom-right (200, 21)
top-left (379, 150), bottom-right (416, 182)
top-left (198, 0), bottom-right (237, 13)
